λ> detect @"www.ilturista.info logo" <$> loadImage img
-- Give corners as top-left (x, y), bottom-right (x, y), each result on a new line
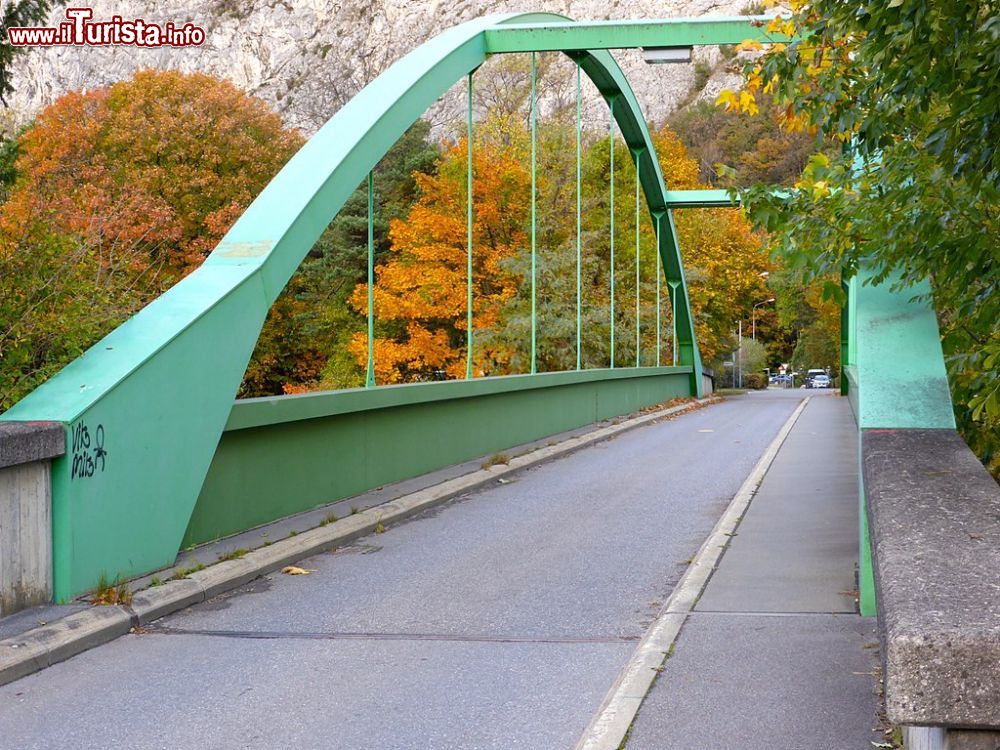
top-left (6, 7), bottom-right (206, 47)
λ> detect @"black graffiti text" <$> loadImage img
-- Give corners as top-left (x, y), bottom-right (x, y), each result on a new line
top-left (71, 422), bottom-right (107, 480)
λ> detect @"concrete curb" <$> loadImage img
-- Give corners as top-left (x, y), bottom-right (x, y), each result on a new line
top-left (574, 396), bottom-right (810, 750)
top-left (0, 606), bottom-right (132, 685)
top-left (0, 396), bottom-right (719, 687)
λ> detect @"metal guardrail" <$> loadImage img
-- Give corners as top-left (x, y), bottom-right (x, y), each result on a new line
top-left (187, 367), bottom-right (693, 545)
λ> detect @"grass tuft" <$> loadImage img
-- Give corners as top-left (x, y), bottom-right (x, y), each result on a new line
top-left (169, 562), bottom-right (205, 581)
top-left (92, 572), bottom-right (133, 606)
top-left (481, 452), bottom-right (511, 469)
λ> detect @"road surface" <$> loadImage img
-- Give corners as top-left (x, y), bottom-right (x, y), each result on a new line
top-left (0, 391), bottom-right (806, 750)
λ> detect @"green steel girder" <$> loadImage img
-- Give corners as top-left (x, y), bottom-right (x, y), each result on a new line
top-left (573, 49), bottom-right (704, 384)
top-left (663, 189), bottom-right (739, 208)
top-left (0, 12), bottom-right (738, 599)
top-left (485, 16), bottom-right (789, 53)
top-left (848, 269), bottom-right (955, 430)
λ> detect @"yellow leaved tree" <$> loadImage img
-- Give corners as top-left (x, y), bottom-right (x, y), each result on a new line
top-left (347, 138), bottom-right (530, 382)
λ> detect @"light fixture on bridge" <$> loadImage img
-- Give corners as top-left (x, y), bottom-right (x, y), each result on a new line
top-left (641, 46), bottom-right (693, 64)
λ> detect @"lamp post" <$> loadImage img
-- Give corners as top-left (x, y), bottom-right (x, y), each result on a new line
top-left (752, 297), bottom-right (775, 340)
top-left (737, 320), bottom-right (742, 389)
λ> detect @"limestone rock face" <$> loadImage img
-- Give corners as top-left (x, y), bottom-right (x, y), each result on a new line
top-left (6, 0), bottom-right (752, 135)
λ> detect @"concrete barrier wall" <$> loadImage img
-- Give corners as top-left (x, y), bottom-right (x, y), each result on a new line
top-left (702, 372), bottom-right (714, 396)
top-left (845, 271), bottom-right (955, 616)
top-left (848, 271), bottom-right (1000, 746)
top-left (185, 367), bottom-right (694, 546)
top-left (0, 423), bottom-right (64, 615)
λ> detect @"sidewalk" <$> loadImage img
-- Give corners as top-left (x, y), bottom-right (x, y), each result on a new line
top-left (625, 392), bottom-right (885, 749)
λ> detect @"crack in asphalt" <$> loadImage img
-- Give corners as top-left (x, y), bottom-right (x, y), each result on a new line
top-left (142, 625), bottom-right (641, 644)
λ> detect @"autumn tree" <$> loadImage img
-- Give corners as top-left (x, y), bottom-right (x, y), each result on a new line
top-left (469, 45), bottom-right (780, 374)
top-left (241, 121), bottom-right (440, 395)
top-left (648, 127), bottom-right (773, 366)
top-left (668, 96), bottom-right (835, 188)
top-left (486, 119), bottom-right (773, 372)
top-left (347, 137), bottom-right (529, 383)
top-left (3, 69), bottom-right (303, 278)
top-left (769, 269), bottom-right (840, 376)
top-left (0, 69), bottom-right (302, 408)
top-left (485, 123), bottom-right (648, 372)
top-left (308, 53), bottom-right (776, 388)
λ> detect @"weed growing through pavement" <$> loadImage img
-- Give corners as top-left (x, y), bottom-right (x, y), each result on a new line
top-left (169, 562), bottom-right (205, 581)
top-left (91, 572), bottom-right (133, 606)
top-left (481, 453), bottom-right (510, 469)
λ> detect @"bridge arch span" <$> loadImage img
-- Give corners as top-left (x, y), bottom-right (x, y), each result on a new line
top-left (2, 12), bottom-right (702, 599)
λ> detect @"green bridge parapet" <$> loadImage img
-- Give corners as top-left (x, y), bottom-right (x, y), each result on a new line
top-left (187, 367), bottom-right (693, 546)
top-left (846, 270), bottom-right (1000, 746)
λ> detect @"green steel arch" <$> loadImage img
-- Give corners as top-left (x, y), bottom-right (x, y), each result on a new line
top-left (1, 12), bottom-right (706, 600)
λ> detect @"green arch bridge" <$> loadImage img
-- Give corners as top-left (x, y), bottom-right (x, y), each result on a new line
top-left (1, 14), bottom-right (992, 746)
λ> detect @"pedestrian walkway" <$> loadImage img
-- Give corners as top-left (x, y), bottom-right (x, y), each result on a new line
top-left (625, 393), bottom-right (884, 749)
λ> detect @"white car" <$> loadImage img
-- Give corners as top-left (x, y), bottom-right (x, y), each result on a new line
top-left (811, 374), bottom-right (831, 389)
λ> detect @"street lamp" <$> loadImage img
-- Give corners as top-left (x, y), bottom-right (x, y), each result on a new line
top-left (752, 298), bottom-right (775, 340)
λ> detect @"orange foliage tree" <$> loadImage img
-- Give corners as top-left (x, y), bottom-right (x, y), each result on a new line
top-left (0, 69), bottom-right (303, 408)
top-left (350, 123), bottom-right (771, 383)
top-left (2, 68), bottom-right (302, 278)
top-left (347, 138), bottom-right (529, 383)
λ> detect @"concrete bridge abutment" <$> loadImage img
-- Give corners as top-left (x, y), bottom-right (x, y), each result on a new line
top-left (0, 422), bottom-right (63, 615)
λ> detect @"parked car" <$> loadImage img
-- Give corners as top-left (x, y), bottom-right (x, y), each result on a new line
top-left (811, 374), bottom-right (831, 389)
top-left (804, 368), bottom-right (826, 387)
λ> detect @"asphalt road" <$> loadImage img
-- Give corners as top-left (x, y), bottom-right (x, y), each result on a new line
top-left (0, 390), bottom-right (805, 750)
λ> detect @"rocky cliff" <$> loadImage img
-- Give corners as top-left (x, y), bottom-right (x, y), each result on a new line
top-left (6, 0), bottom-right (754, 135)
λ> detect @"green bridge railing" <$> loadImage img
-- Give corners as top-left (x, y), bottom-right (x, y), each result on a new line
top-left (841, 267), bottom-right (956, 616)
